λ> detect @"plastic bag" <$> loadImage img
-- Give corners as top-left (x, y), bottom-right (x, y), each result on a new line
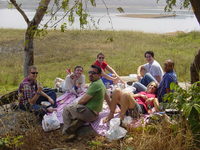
top-left (42, 111), bottom-right (60, 132)
top-left (122, 116), bottom-right (133, 126)
top-left (105, 118), bottom-right (127, 141)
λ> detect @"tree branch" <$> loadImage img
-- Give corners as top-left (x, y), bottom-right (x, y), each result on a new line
top-left (32, 0), bottom-right (51, 27)
top-left (10, 0), bottom-right (30, 24)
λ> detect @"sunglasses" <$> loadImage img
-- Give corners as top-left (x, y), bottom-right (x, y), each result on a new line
top-left (31, 72), bottom-right (38, 75)
top-left (88, 71), bottom-right (98, 75)
top-left (98, 57), bottom-right (104, 59)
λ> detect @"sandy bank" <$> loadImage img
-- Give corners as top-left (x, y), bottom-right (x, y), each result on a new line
top-left (117, 14), bottom-right (176, 18)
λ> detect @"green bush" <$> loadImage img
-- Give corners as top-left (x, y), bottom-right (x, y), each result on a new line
top-left (164, 82), bottom-right (200, 141)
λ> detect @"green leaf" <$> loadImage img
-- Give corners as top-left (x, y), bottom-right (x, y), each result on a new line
top-left (90, 0), bottom-right (96, 6)
top-left (193, 104), bottom-right (200, 114)
top-left (117, 7), bottom-right (124, 13)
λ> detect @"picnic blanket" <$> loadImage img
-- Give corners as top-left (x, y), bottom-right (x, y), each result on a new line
top-left (55, 89), bottom-right (86, 123)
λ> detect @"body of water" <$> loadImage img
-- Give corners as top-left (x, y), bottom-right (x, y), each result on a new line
top-left (0, 0), bottom-right (199, 33)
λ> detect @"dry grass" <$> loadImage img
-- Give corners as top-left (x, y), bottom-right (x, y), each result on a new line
top-left (1, 113), bottom-right (197, 150)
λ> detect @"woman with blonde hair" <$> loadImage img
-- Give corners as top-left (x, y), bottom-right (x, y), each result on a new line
top-left (105, 81), bottom-right (159, 122)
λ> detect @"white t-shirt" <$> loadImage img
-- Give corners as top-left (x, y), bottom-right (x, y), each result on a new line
top-left (61, 74), bottom-right (85, 92)
top-left (143, 60), bottom-right (164, 80)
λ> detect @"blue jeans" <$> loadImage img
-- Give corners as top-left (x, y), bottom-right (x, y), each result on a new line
top-left (19, 90), bottom-right (57, 119)
top-left (133, 73), bottom-right (157, 93)
top-left (132, 82), bottom-right (147, 93)
top-left (140, 73), bottom-right (157, 86)
top-left (101, 73), bottom-right (113, 87)
top-left (32, 90), bottom-right (57, 110)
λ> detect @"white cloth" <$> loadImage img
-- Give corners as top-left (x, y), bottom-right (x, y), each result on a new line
top-left (143, 60), bottom-right (163, 80)
top-left (62, 74), bottom-right (85, 92)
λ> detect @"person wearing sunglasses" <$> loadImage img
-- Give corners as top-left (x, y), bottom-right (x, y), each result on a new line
top-left (18, 66), bottom-right (57, 118)
top-left (104, 81), bottom-right (159, 123)
top-left (93, 52), bottom-right (124, 86)
top-left (62, 65), bottom-right (111, 140)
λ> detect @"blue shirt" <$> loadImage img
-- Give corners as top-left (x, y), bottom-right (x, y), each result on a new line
top-left (157, 71), bottom-right (177, 102)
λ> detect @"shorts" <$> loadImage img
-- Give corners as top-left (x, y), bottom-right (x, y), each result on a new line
top-left (126, 103), bottom-right (147, 119)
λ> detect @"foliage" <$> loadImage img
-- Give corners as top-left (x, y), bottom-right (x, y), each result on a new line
top-left (164, 82), bottom-right (200, 138)
top-left (0, 135), bottom-right (23, 149)
top-left (157, 0), bottom-right (191, 12)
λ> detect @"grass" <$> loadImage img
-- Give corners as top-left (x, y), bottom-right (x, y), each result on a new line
top-left (0, 29), bottom-right (200, 95)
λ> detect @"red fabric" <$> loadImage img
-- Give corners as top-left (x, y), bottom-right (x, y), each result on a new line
top-left (93, 60), bottom-right (108, 71)
top-left (135, 91), bottom-right (156, 112)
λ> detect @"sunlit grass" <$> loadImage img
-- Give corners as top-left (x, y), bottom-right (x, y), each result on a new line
top-left (0, 29), bottom-right (200, 95)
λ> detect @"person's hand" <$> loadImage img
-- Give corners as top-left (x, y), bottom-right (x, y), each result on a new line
top-left (140, 94), bottom-right (148, 100)
top-left (70, 73), bottom-right (75, 79)
top-left (137, 75), bottom-right (142, 81)
top-left (37, 83), bottom-right (43, 93)
top-left (113, 77), bottom-right (119, 84)
top-left (146, 98), bottom-right (154, 102)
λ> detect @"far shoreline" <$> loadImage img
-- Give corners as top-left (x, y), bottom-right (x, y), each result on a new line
top-left (117, 13), bottom-right (176, 18)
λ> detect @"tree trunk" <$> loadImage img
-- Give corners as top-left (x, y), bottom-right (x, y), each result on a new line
top-left (190, 49), bottom-right (200, 84)
top-left (190, 0), bottom-right (200, 25)
top-left (23, 26), bottom-right (34, 77)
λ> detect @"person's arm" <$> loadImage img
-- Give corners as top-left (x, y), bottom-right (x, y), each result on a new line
top-left (28, 86), bottom-right (42, 105)
top-left (104, 92), bottom-right (111, 109)
top-left (105, 65), bottom-right (125, 83)
top-left (40, 91), bottom-right (55, 104)
top-left (155, 75), bottom-right (161, 83)
top-left (133, 93), bottom-right (148, 100)
top-left (146, 98), bottom-right (160, 112)
top-left (106, 65), bottom-right (120, 78)
top-left (137, 65), bottom-right (145, 80)
top-left (101, 69), bottom-right (118, 82)
top-left (78, 94), bottom-right (92, 105)
top-left (153, 98), bottom-right (160, 112)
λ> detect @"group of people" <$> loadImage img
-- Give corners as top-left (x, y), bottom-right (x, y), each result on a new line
top-left (18, 51), bottom-right (177, 140)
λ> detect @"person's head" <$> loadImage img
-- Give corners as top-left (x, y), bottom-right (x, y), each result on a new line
top-left (146, 81), bottom-right (158, 94)
top-left (144, 51), bottom-right (154, 63)
top-left (88, 65), bottom-right (102, 82)
top-left (74, 66), bottom-right (83, 77)
top-left (96, 52), bottom-right (105, 63)
top-left (164, 59), bottom-right (174, 72)
top-left (28, 66), bottom-right (38, 81)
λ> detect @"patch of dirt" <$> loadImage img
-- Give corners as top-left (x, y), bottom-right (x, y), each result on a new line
top-left (0, 107), bottom-right (97, 150)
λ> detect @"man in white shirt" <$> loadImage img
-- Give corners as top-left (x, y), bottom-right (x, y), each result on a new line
top-left (133, 51), bottom-right (163, 93)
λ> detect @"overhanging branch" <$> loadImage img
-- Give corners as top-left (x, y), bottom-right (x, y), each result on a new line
top-left (32, 0), bottom-right (51, 27)
top-left (10, 0), bottom-right (30, 24)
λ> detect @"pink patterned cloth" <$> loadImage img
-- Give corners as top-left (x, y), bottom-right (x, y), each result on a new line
top-left (55, 91), bottom-right (86, 123)
top-left (90, 103), bottom-right (150, 136)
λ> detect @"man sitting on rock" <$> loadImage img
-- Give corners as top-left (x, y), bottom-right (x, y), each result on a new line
top-left (62, 65), bottom-right (111, 140)
top-left (18, 66), bottom-right (57, 118)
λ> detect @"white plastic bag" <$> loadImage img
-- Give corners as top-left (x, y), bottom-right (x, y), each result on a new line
top-left (42, 111), bottom-right (60, 132)
top-left (105, 118), bottom-right (127, 141)
top-left (122, 116), bottom-right (133, 126)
